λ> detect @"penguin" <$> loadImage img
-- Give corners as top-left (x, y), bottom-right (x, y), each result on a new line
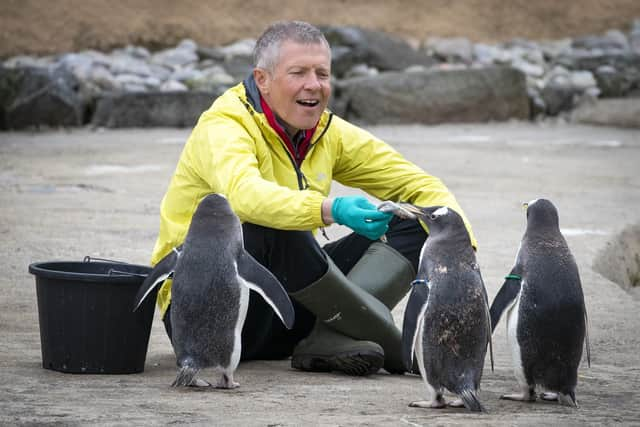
top-left (489, 198), bottom-right (591, 407)
top-left (401, 205), bottom-right (493, 412)
top-left (133, 193), bottom-right (295, 388)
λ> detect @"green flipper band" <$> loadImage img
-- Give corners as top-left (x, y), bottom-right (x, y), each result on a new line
top-left (505, 274), bottom-right (522, 280)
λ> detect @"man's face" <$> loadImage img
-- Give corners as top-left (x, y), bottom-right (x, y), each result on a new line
top-left (255, 40), bottom-right (332, 135)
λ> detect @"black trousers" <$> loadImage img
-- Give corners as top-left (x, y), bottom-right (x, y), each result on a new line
top-left (163, 216), bottom-right (427, 360)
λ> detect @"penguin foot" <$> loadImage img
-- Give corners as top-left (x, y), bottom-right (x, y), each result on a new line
top-left (409, 398), bottom-right (447, 409)
top-left (500, 392), bottom-right (536, 402)
top-left (538, 391), bottom-right (578, 407)
top-left (447, 398), bottom-right (464, 408)
top-left (540, 392), bottom-right (558, 401)
top-left (558, 393), bottom-right (578, 408)
top-left (188, 378), bottom-right (212, 388)
top-left (216, 374), bottom-right (239, 389)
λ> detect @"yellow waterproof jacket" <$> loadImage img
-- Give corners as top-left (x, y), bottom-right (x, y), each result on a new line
top-left (151, 77), bottom-right (476, 317)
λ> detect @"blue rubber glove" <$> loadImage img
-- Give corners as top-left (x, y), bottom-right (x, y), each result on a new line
top-left (331, 196), bottom-right (393, 240)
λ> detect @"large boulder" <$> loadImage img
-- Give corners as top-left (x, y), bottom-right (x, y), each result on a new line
top-left (335, 66), bottom-right (529, 124)
top-left (91, 91), bottom-right (220, 128)
top-left (571, 97), bottom-right (640, 128)
top-left (0, 66), bottom-right (83, 129)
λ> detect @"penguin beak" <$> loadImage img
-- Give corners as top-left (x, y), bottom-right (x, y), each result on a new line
top-left (399, 203), bottom-right (425, 219)
top-left (522, 202), bottom-right (529, 211)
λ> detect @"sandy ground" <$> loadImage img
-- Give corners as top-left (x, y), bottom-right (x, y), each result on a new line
top-left (2, 0), bottom-right (640, 57)
top-left (1, 121), bottom-right (639, 425)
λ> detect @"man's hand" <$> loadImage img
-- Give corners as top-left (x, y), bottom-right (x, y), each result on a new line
top-left (327, 196), bottom-right (392, 240)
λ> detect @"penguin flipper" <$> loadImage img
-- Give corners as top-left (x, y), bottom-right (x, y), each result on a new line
top-left (237, 250), bottom-right (295, 329)
top-left (132, 246), bottom-right (181, 312)
top-left (489, 271), bottom-right (522, 331)
top-left (402, 283), bottom-right (430, 371)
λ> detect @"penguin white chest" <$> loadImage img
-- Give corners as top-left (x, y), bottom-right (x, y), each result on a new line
top-left (228, 283), bottom-right (250, 371)
top-left (506, 292), bottom-right (527, 387)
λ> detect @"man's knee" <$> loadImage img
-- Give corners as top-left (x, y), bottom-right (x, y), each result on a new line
top-left (241, 223), bottom-right (328, 292)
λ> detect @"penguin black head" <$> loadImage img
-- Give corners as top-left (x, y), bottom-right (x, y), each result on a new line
top-left (195, 193), bottom-right (235, 218)
top-left (523, 198), bottom-right (560, 231)
top-left (416, 206), bottom-right (466, 235)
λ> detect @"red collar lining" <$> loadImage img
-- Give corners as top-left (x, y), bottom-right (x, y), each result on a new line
top-left (260, 96), bottom-right (317, 166)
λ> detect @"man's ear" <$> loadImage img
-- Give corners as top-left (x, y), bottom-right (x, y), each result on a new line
top-left (253, 68), bottom-right (270, 95)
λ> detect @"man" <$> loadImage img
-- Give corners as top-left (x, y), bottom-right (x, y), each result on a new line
top-left (151, 20), bottom-right (476, 376)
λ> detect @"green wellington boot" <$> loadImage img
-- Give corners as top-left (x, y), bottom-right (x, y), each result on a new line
top-left (346, 242), bottom-right (416, 373)
top-left (290, 321), bottom-right (385, 376)
top-left (347, 242), bottom-right (415, 309)
top-left (290, 243), bottom-right (415, 375)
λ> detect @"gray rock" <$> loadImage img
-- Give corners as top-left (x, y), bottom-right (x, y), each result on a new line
top-left (143, 76), bottom-right (162, 89)
top-left (473, 43), bottom-right (513, 65)
top-left (329, 45), bottom-right (355, 77)
top-left (511, 58), bottom-right (545, 77)
top-left (87, 66), bottom-right (118, 91)
top-left (108, 54), bottom-right (154, 77)
top-left (170, 67), bottom-right (203, 83)
top-left (4, 55), bottom-right (52, 69)
top-left (571, 97), bottom-right (640, 128)
top-left (572, 30), bottom-right (630, 52)
top-left (92, 91), bottom-right (221, 128)
top-left (344, 63), bottom-right (379, 79)
top-left (220, 55), bottom-right (253, 83)
top-left (321, 25), bottom-right (436, 76)
top-left (594, 65), bottom-right (634, 97)
top-left (0, 66), bottom-right (83, 129)
top-left (540, 66), bottom-right (594, 115)
top-left (569, 70), bottom-right (598, 90)
top-left (159, 80), bottom-right (188, 92)
top-left (151, 40), bottom-right (199, 69)
top-left (425, 37), bottom-right (473, 63)
top-left (82, 50), bottom-right (113, 67)
top-left (185, 66), bottom-right (235, 91)
top-left (541, 83), bottom-right (575, 116)
top-left (217, 38), bottom-right (255, 58)
top-left (527, 87), bottom-right (546, 117)
top-left (556, 49), bottom-right (640, 72)
top-left (121, 45), bottom-right (151, 60)
top-left (631, 22), bottom-right (640, 56)
top-left (544, 65), bottom-right (571, 87)
top-left (196, 46), bottom-right (226, 62)
top-left (114, 73), bottom-right (148, 89)
top-left (148, 63), bottom-right (172, 82)
top-left (539, 38), bottom-right (573, 60)
top-left (337, 66), bottom-right (529, 124)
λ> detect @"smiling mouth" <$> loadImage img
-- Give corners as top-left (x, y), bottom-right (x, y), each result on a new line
top-left (296, 99), bottom-right (320, 107)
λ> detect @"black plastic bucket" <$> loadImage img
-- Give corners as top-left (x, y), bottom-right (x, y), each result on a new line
top-left (28, 258), bottom-right (156, 374)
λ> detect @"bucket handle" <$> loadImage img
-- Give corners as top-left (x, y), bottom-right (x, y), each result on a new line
top-left (83, 256), bottom-right (131, 264)
top-left (83, 256), bottom-right (149, 278)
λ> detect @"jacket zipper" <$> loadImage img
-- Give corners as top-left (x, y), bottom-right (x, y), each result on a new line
top-left (243, 97), bottom-right (333, 191)
top-left (277, 113), bottom-right (334, 191)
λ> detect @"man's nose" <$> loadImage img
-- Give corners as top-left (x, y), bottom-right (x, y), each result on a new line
top-left (304, 73), bottom-right (322, 90)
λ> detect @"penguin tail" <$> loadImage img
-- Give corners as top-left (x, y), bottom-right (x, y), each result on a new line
top-left (171, 358), bottom-right (200, 387)
top-left (459, 388), bottom-right (486, 413)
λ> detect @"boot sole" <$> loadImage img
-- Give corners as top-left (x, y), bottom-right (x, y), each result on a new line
top-left (291, 350), bottom-right (384, 376)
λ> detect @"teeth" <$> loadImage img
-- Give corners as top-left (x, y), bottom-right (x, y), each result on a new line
top-left (297, 100), bottom-right (319, 106)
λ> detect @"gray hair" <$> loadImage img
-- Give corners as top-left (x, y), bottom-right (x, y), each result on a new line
top-left (253, 21), bottom-right (330, 72)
